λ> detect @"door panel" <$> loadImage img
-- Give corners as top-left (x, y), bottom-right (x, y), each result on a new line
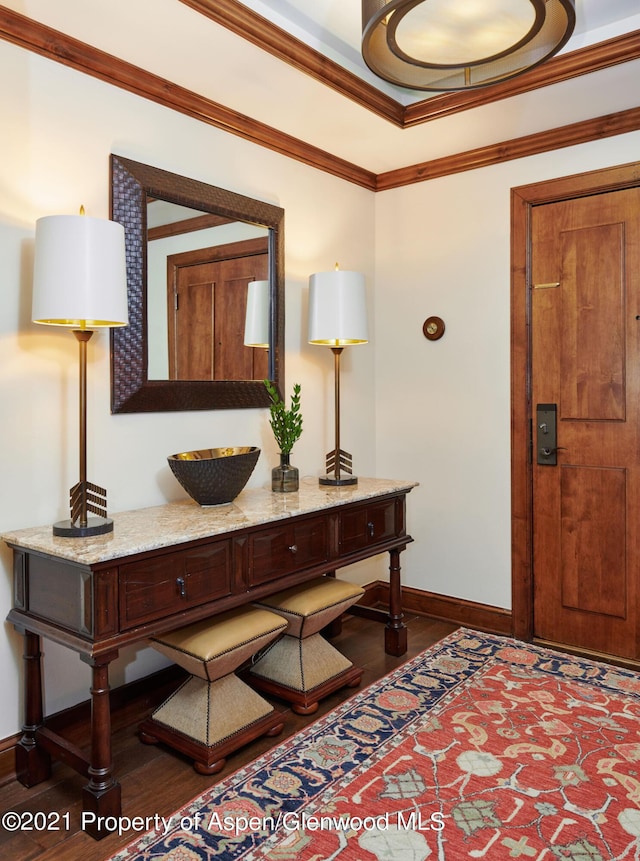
top-left (167, 240), bottom-right (269, 381)
top-left (531, 188), bottom-right (640, 660)
top-left (214, 256), bottom-right (268, 381)
top-left (175, 262), bottom-right (215, 380)
top-left (560, 465), bottom-right (627, 619)
top-left (559, 223), bottom-right (625, 421)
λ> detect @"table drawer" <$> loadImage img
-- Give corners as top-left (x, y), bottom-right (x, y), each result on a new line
top-left (249, 516), bottom-right (329, 585)
top-left (339, 499), bottom-right (397, 556)
top-left (119, 541), bottom-right (232, 629)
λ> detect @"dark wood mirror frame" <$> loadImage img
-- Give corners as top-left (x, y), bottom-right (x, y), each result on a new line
top-left (109, 154), bottom-right (284, 412)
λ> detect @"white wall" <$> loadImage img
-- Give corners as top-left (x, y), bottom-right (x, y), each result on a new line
top-left (0, 41), bottom-right (375, 738)
top-left (374, 132), bottom-right (640, 609)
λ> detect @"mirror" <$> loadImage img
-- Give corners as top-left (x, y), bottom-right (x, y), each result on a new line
top-left (110, 155), bottom-right (284, 412)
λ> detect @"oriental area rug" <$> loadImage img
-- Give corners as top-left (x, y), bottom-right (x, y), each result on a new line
top-left (110, 628), bottom-right (640, 861)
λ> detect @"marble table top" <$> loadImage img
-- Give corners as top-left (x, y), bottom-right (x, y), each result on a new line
top-left (2, 477), bottom-right (418, 566)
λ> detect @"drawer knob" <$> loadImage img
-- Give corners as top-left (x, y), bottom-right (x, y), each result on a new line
top-left (176, 577), bottom-right (186, 598)
top-left (288, 544), bottom-right (298, 554)
top-left (367, 522), bottom-right (375, 537)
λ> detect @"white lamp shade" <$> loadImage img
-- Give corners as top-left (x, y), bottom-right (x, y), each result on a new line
top-left (244, 280), bottom-right (270, 348)
top-left (32, 214), bottom-right (128, 327)
top-left (308, 269), bottom-right (368, 346)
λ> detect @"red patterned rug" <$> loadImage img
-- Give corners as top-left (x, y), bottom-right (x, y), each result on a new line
top-left (110, 628), bottom-right (640, 860)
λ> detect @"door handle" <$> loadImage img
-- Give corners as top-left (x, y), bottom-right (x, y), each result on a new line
top-left (540, 446), bottom-right (567, 457)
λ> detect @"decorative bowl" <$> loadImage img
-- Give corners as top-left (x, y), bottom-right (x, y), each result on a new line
top-left (168, 446), bottom-right (260, 505)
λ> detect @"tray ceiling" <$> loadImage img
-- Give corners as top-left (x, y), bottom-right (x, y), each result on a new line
top-left (1, 0), bottom-right (639, 177)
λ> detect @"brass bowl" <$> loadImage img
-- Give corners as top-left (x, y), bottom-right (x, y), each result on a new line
top-left (168, 446), bottom-right (260, 505)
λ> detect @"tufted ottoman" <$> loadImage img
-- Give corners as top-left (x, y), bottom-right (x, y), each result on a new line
top-left (248, 577), bottom-right (364, 715)
top-left (139, 607), bottom-right (288, 774)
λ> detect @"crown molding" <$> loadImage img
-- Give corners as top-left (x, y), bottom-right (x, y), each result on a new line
top-left (1, 6), bottom-right (638, 193)
top-left (403, 30), bottom-right (640, 126)
top-left (180, 0), bottom-right (640, 129)
top-left (178, 0), bottom-right (404, 126)
top-left (0, 6), bottom-right (376, 190)
top-left (376, 107), bottom-right (640, 190)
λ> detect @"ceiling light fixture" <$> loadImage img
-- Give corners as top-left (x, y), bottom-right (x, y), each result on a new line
top-left (362, 0), bottom-right (576, 91)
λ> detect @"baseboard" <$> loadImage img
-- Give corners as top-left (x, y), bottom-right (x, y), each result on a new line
top-left (358, 580), bottom-right (513, 636)
top-left (0, 584), bottom-right (511, 784)
top-left (0, 733), bottom-right (21, 787)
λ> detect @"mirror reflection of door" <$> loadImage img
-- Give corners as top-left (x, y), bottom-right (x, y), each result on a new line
top-left (167, 237), bottom-right (269, 381)
top-left (146, 196), bottom-right (271, 382)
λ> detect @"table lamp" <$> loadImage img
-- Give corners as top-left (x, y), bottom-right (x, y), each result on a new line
top-left (244, 280), bottom-right (270, 348)
top-left (308, 266), bottom-right (368, 486)
top-left (32, 210), bottom-right (128, 536)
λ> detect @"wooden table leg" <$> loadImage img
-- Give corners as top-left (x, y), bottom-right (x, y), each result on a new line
top-left (80, 653), bottom-right (122, 840)
top-left (322, 570), bottom-right (344, 637)
top-left (15, 630), bottom-right (51, 786)
top-left (385, 547), bottom-right (408, 656)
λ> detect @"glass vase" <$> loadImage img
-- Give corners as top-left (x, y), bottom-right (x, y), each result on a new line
top-left (272, 453), bottom-right (299, 492)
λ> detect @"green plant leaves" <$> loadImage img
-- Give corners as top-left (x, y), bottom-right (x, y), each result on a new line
top-left (264, 380), bottom-right (303, 454)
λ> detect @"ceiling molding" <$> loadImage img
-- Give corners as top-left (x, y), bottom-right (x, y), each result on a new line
top-left (377, 107), bottom-right (640, 190)
top-left (180, 0), bottom-right (640, 129)
top-left (403, 30), bottom-right (640, 127)
top-left (0, 6), bottom-right (376, 190)
top-left (178, 0), bottom-right (404, 126)
top-left (1, 7), bottom-right (638, 194)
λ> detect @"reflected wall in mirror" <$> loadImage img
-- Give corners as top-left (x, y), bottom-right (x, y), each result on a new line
top-left (110, 155), bottom-right (284, 412)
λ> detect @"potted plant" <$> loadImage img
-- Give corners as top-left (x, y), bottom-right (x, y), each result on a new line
top-left (264, 379), bottom-right (303, 492)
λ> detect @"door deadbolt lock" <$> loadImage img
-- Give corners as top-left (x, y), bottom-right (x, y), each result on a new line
top-left (536, 404), bottom-right (560, 465)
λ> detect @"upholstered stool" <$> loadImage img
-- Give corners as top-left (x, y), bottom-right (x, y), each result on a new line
top-left (139, 607), bottom-right (288, 774)
top-left (248, 577), bottom-right (365, 715)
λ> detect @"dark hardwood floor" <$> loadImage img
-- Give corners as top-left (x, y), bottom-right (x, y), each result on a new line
top-left (0, 614), bottom-right (457, 861)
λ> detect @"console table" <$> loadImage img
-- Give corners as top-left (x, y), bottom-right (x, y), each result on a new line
top-left (4, 477), bottom-right (416, 838)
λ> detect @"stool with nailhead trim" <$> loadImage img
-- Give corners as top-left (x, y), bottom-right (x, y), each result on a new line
top-left (248, 577), bottom-right (364, 715)
top-left (139, 606), bottom-right (288, 774)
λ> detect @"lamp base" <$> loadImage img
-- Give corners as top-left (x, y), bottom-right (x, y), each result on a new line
top-left (319, 474), bottom-right (358, 487)
top-left (53, 516), bottom-right (114, 538)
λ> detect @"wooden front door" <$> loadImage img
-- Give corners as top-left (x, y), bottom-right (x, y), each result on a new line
top-left (530, 187), bottom-right (640, 660)
top-left (167, 237), bottom-right (269, 381)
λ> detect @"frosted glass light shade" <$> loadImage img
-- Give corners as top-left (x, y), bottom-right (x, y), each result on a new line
top-left (362, 0), bottom-right (575, 92)
top-left (32, 214), bottom-right (128, 328)
top-left (244, 280), bottom-right (270, 348)
top-left (308, 270), bottom-right (368, 346)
